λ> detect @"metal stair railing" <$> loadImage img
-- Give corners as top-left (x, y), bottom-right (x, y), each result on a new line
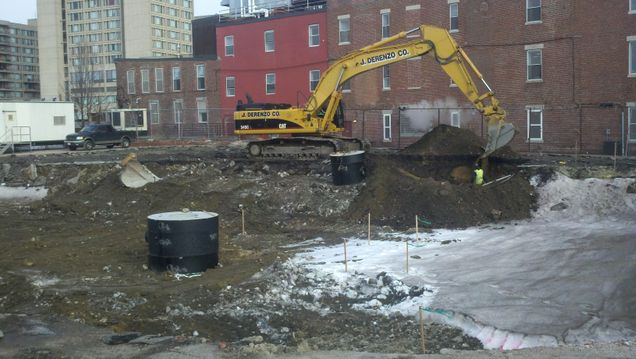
top-left (0, 126), bottom-right (32, 154)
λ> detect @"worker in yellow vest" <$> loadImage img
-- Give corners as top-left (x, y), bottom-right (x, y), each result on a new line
top-left (473, 163), bottom-right (484, 186)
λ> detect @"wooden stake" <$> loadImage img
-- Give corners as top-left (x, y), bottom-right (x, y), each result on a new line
top-left (367, 212), bottom-right (371, 245)
top-left (344, 239), bottom-right (348, 272)
top-left (405, 240), bottom-right (409, 274)
top-left (241, 208), bottom-right (245, 235)
top-left (419, 307), bottom-right (426, 353)
top-left (614, 141), bottom-right (617, 171)
top-left (416, 215), bottom-right (419, 241)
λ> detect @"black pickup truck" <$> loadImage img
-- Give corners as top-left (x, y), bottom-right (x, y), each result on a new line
top-left (65, 124), bottom-right (135, 151)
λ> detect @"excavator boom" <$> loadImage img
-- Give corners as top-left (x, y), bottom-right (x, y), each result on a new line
top-left (235, 25), bottom-right (514, 158)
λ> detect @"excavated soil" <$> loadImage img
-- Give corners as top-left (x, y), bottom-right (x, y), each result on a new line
top-left (0, 129), bottom-right (576, 357)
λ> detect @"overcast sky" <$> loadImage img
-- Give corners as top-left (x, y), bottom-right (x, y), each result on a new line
top-left (1, 0), bottom-right (226, 24)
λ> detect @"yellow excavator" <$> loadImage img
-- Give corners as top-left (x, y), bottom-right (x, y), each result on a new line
top-left (234, 24), bottom-right (515, 158)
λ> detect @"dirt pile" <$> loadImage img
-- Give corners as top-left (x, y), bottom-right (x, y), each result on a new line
top-left (348, 126), bottom-right (534, 229)
top-left (401, 125), bottom-right (484, 157)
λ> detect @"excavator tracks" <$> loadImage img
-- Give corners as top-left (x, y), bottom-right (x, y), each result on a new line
top-left (247, 137), bottom-right (368, 158)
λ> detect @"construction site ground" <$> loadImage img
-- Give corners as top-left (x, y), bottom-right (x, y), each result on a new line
top-left (1, 127), bottom-right (635, 358)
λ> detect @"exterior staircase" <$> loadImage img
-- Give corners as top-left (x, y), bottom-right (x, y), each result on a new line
top-left (0, 127), bottom-right (32, 154)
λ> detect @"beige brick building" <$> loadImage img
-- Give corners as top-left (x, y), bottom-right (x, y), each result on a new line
top-left (37, 0), bottom-right (194, 120)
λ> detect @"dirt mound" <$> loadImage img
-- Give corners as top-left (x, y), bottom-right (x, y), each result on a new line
top-left (401, 125), bottom-right (484, 157)
top-left (401, 124), bottom-right (522, 161)
top-left (347, 154), bottom-right (535, 229)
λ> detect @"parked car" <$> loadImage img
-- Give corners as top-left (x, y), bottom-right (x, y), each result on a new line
top-left (65, 124), bottom-right (136, 151)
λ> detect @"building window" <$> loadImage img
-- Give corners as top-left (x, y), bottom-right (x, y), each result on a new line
top-left (526, 45), bottom-right (543, 81)
top-left (196, 64), bottom-right (205, 90)
top-left (149, 101), bottom-right (160, 124)
top-left (266, 73), bottom-right (276, 95)
top-left (381, 10), bottom-right (390, 39)
top-left (141, 69), bottom-right (150, 93)
top-left (264, 30), bottom-right (275, 52)
top-left (629, 37), bottom-right (636, 76)
top-left (451, 111), bottom-right (460, 127)
top-left (197, 97), bottom-right (208, 123)
top-left (631, 0), bottom-right (636, 13)
top-left (449, 1), bottom-right (459, 32)
top-left (341, 79), bottom-right (351, 92)
top-left (526, 0), bottom-right (541, 23)
top-left (382, 66), bottom-right (390, 90)
top-left (174, 99), bottom-right (183, 124)
top-left (172, 67), bottom-right (181, 91)
top-left (225, 35), bottom-right (234, 56)
top-left (338, 15), bottom-right (350, 45)
top-left (629, 104), bottom-right (636, 142)
top-left (309, 24), bottom-right (320, 47)
top-left (527, 107), bottom-right (543, 141)
top-left (226, 76), bottom-right (235, 97)
top-left (155, 68), bottom-right (164, 92)
top-left (383, 113), bottom-right (392, 141)
top-left (309, 70), bottom-right (320, 92)
top-left (126, 69), bottom-right (135, 94)
top-left (53, 116), bottom-right (66, 126)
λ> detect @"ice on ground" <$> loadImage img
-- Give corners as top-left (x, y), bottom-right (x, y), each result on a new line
top-left (290, 173), bottom-right (636, 349)
top-left (0, 186), bottom-right (47, 202)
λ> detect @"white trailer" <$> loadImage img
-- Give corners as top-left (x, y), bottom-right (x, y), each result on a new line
top-left (0, 101), bottom-right (75, 152)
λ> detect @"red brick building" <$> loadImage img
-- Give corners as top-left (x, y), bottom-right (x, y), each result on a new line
top-left (215, 7), bottom-right (329, 131)
top-left (327, 0), bottom-right (636, 155)
top-left (115, 57), bottom-right (220, 138)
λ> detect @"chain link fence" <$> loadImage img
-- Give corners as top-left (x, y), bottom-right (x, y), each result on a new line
top-left (140, 105), bottom-right (632, 156)
top-left (146, 107), bottom-right (234, 140)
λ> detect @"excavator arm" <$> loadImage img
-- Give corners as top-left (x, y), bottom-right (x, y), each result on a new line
top-left (235, 25), bottom-right (514, 157)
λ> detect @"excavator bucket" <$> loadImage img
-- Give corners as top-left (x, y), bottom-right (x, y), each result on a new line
top-left (119, 153), bottom-right (160, 188)
top-left (482, 120), bottom-right (516, 158)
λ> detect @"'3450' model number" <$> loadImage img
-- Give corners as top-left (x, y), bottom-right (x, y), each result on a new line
top-left (240, 123), bottom-right (287, 130)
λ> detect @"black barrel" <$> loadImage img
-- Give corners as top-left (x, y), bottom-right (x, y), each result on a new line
top-left (330, 150), bottom-right (366, 186)
top-left (146, 211), bottom-right (219, 274)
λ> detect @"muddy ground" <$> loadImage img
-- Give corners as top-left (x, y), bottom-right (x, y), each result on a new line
top-left (1, 129), bottom-right (635, 358)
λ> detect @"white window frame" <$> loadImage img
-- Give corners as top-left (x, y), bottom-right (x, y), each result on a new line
top-left (196, 97), bottom-right (208, 123)
top-left (526, 106), bottom-right (544, 142)
top-left (309, 70), bottom-right (320, 92)
top-left (149, 100), bottom-right (160, 124)
top-left (264, 30), bottom-right (275, 52)
top-left (381, 9), bottom-right (390, 39)
top-left (526, 0), bottom-right (542, 24)
top-left (629, 36), bottom-right (636, 77)
top-left (172, 66), bottom-right (181, 91)
top-left (224, 35), bottom-right (234, 56)
top-left (309, 24), bottom-right (320, 47)
top-left (628, 103), bottom-right (636, 142)
top-left (173, 99), bottom-right (183, 124)
top-left (382, 66), bottom-right (390, 90)
top-left (525, 44), bottom-right (543, 82)
top-left (338, 15), bottom-right (350, 45)
top-left (383, 112), bottom-right (392, 141)
top-left (266, 73), bottom-right (276, 95)
top-left (631, 0), bottom-right (636, 14)
top-left (451, 111), bottom-right (461, 127)
top-left (341, 79), bottom-right (351, 93)
top-left (449, 0), bottom-right (459, 32)
top-left (196, 64), bottom-right (205, 90)
top-left (126, 69), bottom-right (135, 94)
top-left (141, 69), bottom-right (150, 93)
top-left (155, 68), bottom-right (164, 92)
top-left (226, 76), bottom-right (235, 97)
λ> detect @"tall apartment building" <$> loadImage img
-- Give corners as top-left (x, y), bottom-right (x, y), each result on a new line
top-left (37, 0), bottom-right (194, 120)
top-left (0, 20), bottom-right (40, 100)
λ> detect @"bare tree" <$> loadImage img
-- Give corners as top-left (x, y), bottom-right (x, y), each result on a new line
top-left (68, 44), bottom-right (109, 128)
